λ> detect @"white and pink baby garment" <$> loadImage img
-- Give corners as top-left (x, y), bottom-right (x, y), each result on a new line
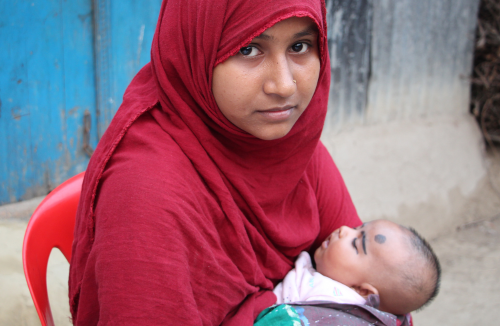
top-left (273, 251), bottom-right (367, 305)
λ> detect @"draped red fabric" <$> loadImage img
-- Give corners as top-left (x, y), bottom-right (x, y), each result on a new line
top-left (69, 0), bottom-right (361, 324)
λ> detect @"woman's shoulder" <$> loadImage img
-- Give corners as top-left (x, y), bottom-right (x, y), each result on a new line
top-left (97, 109), bottom-right (206, 201)
top-left (116, 110), bottom-right (190, 164)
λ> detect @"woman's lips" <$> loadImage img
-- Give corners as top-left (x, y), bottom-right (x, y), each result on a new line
top-left (257, 106), bottom-right (295, 121)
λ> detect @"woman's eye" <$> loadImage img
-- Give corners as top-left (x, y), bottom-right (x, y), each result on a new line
top-left (291, 42), bottom-right (309, 53)
top-left (239, 46), bottom-right (260, 57)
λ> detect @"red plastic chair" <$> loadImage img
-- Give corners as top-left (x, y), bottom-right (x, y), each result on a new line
top-left (22, 172), bottom-right (84, 326)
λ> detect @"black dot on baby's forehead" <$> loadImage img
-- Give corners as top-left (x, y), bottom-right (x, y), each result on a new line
top-left (374, 234), bottom-right (386, 244)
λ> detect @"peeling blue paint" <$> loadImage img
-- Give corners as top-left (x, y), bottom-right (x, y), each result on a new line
top-left (0, 0), bottom-right (161, 205)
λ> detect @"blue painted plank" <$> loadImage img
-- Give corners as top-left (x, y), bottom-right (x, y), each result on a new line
top-left (94, 0), bottom-right (161, 137)
top-left (0, 0), bottom-right (95, 204)
top-left (60, 0), bottom-right (98, 173)
top-left (1, 0), bottom-right (165, 205)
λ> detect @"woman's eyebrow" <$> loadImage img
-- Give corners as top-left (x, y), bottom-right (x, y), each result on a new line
top-left (255, 33), bottom-right (272, 41)
top-left (293, 26), bottom-right (318, 39)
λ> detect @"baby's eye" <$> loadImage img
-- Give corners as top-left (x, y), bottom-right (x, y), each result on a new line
top-left (354, 223), bottom-right (365, 230)
top-left (352, 238), bottom-right (358, 254)
top-left (291, 42), bottom-right (309, 53)
top-left (239, 46), bottom-right (260, 57)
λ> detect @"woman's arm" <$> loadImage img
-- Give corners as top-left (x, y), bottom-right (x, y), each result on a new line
top-left (70, 116), bottom-right (257, 325)
top-left (76, 165), bottom-right (209, 324)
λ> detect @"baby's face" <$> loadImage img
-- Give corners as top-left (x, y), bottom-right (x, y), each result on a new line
top-left (314, 220), bottom-right (408, 288)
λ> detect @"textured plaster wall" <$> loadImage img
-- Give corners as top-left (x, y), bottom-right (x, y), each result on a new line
top-left (321, 0), bottom-right (484, 238)
top-left (366, 0), bottom-right (479, 122)
top-left (322, 114), bottom-right (494, 238)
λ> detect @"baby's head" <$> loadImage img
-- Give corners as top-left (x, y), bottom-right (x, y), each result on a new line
top-left (314, 220), bottom-right (441, 315)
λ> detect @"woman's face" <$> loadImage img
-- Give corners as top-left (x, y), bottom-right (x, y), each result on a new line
top-left (212, 17), bottom-right (321, 140)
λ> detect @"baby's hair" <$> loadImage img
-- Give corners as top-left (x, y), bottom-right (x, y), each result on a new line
top-left (404, 227), bottom-right (441, 310)
top-left (376, 224), bottom-right (441, 315)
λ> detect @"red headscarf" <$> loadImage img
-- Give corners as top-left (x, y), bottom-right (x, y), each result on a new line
top-left (69, 0), bottom-right (360, 324)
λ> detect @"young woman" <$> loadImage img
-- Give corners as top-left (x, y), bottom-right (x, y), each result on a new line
top-left (69, 0), bottom-right (361, 324)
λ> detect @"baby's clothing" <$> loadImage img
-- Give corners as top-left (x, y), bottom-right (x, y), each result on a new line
top-left (273, 251), bottom-right (366, 305)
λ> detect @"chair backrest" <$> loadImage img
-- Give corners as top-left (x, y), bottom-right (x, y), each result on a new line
top-left (22, 172), bottom-right (84, 326)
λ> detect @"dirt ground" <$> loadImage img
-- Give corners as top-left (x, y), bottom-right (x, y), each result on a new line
top-left (1, 180), bottom-right (499, 325)
top-left (0, 219), bottom-right (72, 326)
top-left (412, 216), bottom-right (500, 325)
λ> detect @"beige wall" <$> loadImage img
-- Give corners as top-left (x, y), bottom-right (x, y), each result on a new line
top-left (322, 113), bottom-right (500, 238)
top-left (322, 0), bottom-right (486, 238)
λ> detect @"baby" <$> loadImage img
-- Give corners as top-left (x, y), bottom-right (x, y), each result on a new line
top-left (273, 219), bottom-right (441, 316)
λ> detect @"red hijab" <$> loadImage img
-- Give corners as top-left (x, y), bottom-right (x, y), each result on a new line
top-left (69, 0), bottom-right (360, 324)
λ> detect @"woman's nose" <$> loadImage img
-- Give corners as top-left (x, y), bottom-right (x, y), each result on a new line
top-left (263, 56), bottom-right (296, 98)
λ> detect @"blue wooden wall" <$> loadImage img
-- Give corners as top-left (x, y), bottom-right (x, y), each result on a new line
top-left (0, 0), bottom-right (161, 205)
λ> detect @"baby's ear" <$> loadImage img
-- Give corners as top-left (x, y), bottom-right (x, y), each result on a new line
top-left (352, 283), bottom-right (379, 299)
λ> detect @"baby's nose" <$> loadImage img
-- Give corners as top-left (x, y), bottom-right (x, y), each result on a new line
top-left (338, 225), bottom-right (354, 238)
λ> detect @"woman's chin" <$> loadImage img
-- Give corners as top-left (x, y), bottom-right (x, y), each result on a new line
top-left (250, 126), bottom-right (293, 141)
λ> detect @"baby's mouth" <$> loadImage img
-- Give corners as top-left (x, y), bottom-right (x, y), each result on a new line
top-left (322, 240), bottom-right (330, 248)
top-left (322, 235), bottom-right (331, 249)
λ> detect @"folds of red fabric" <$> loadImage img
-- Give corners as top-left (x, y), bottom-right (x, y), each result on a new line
top-left (69, 0), bottom-right (361, 324)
